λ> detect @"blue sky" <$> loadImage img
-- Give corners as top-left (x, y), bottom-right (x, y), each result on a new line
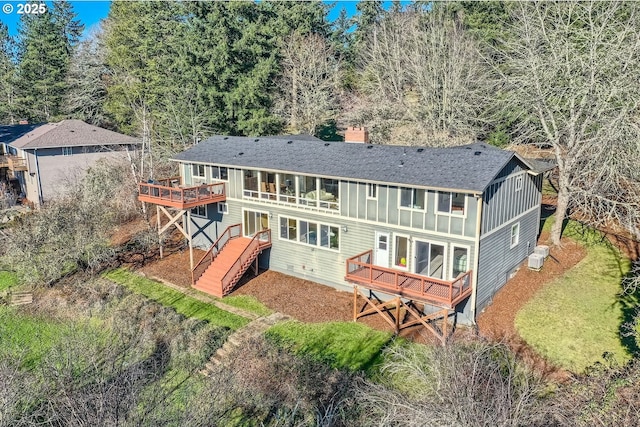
top-left (1, 1), bottom-right (369, 38)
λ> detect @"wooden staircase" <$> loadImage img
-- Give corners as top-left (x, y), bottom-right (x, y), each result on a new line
top-left (192, 224), bottom-right (271, 298)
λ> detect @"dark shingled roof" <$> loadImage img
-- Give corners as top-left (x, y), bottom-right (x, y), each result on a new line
top-left (172, 136), bottom-right (531, 193)
top-left (0, 119), bottom-right (140, 149)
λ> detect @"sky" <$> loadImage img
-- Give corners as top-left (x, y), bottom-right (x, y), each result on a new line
top-left (0, 1), bottom-right (367, 38)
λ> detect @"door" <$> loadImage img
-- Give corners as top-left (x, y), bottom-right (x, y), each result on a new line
top-left (414, 239), bottom-right (445, 279)
top-left (374, 231), bottom-right (390, 268)
top-left (243, 210), bottom-right (269, 239)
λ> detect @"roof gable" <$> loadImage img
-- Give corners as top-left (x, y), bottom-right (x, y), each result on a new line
top-left (0, 120), bottom-right (140, 149)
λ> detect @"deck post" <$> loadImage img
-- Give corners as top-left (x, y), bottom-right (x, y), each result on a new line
top-left (186, 209), bottom-right (194, 270)
top-left (157, 205), bottom-right (163, 259)
top-left (353, 286), bottom-right (358, 321)
top-left (394, 297), bottom-right (400, 334)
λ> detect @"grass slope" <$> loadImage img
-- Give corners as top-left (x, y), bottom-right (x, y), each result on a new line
top-left (266, 321), bottom-right (392, 372)
top-left (220, 295), bottom-right (273, 317)
top-left (104, 268), bottom-right (249, 330)
top-left (0, 306), bottom-right (70, 369)
top-left (0, 270), bottom-right (18, 291)
top-left (515, 219), bottom-right (632, 372)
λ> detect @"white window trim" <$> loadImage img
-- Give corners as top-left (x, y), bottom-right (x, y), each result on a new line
top-left (211, 165), bottom-right (229, 182)
top-left (277, 214), bottom-right (340, 252)
top-left (515, 175), bottom-right (523, 192)
top-left (192, 163), bottom-right (206, 179)
top-left (436, 191), bottom-right (467, 217)
top-left (190, 204), bottom-right (207, 218)
top-left (412, 237), bottom-right (448, 280)
top-left (398, 187), bottom-right (426, 211)
top-left (450, 244), bottom-right (471, 280)
top-left (510, 222), bottom-right (520, 248)
top-left (392, 232), bottom-right (411, 271)
top-left (366, 183), bottom-right (378, 200)
top-left (217, 202), bottom-right (228, 214)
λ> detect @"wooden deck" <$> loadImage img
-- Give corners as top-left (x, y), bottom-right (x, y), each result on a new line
top-left (138, 176), bottom-right (225, 209)
top-left (345, 249), bottom-right (472, 308)
top-left (0, 155), bottom-right (27, 171)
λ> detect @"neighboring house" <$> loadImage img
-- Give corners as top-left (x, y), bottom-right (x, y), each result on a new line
top-left (138, 128), bottom-right (552, 340)
top-left (0, 120), bottom-right (140, 205)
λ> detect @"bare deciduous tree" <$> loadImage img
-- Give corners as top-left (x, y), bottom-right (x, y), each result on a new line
top-left (353, 8), bottom-right (492, 146)
top-left (496, 0), bottom-right (640, 245)
top-left (274, 32), bottom-right (342, 136)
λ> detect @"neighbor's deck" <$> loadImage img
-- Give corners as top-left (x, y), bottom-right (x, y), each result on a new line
top-left (138, 176), bottom-right (225, 209)
top-left (345, 249), bottom-right (472, 308)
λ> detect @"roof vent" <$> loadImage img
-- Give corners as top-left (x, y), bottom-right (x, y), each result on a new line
top-left (238, 152), bottom-right (244, 156)
top-left (465, 147), bottom-right (471, 149)
top-left (254, 139), bottom-right (259, 142)
top-left (92, 129), bottom-right (96, 132)
top-left (223, 137), bottom-right (229, 140)
top-left (399, 160), bottom-right (404, 167)
top-left (417, 148), bottom-right (424, 153)
top-left (474, 151), bottom-right (482, 156)
top-left (366, 145), bottom-right (373, 149)
top-left (287, 140), bottom-right (293, 144)
top-left (324, 143), bottom-right (330, 146)
top-left (70, 130), bottom-right (75, 132)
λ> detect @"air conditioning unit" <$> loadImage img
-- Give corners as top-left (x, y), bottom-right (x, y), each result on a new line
top-left (534, 245), bottom-right (550, 258)
top-left (528, 253), bottom-right (544, 271)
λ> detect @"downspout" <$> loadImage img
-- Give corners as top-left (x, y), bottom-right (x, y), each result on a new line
top-left (34, 149), bottom-right (44, 206)
top-left (469, 193), bottom-right (483, 325)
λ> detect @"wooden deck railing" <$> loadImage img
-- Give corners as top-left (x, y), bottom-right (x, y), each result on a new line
top-left (0, 155), bottom-right (27, 171)
top-left (221, 229), bottom-right (271, 295)
top-left (138, 177), bottom-right (225, 209)
top-left (191, 223), bottom-right (242, 286)
top-left (345, 249), bottom-right (472, 308)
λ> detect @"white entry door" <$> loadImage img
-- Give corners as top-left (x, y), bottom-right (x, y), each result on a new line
top-left (374, 231), bottom-right (390, 268)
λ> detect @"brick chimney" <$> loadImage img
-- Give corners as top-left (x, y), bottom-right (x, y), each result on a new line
top-left (18, 119), bottom-right (28, 125)
top-left (345, 126), bottom-right (369, 144)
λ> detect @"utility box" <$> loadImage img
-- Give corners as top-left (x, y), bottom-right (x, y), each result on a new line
top-left (534, 245), bottom-right (550, 258)
top-left (528, 253), bottom-right (544, 271)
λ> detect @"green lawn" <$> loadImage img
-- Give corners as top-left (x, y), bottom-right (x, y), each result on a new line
top-left (0, 306), bottom-right (71, 369)
top-left (221, 295), bottom-right (273, 317)
top-left (103, 268), bottom-right (249, 330)
top-left (266, 321), bottom-right (392, 372)
top-left (0, 270), bottom-right (19, 292)
top-left (515, 219), bottom-right (632, 373)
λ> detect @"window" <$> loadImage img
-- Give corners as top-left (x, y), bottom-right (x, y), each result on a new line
top-left (452, 246), bottom-right (469, 278)
top-left (515, 175), bottom-right (523, 192)
top-left (217, 203), bottom-right (228, 214)
top-left (62, 147), bottom-right (73, 156)
top-left (399, 187), bottom-right (425, 209)
top-left (437, 192), bottom-right (465, 215)
top-left (394, 235), bottom-right (409, 268)
top-left (243, 170), bottom-right (259, 197)
top-left (318, 178), bottom-right (339, 209)
top-left (211, 166), bottom-right (228, 181)
top-left (279, 216), bottom-right (339, 250)
top-left (510, 223), bottom-right (520, 248)
top-left (367, 183), bottom-right (377, 199)
top-left (192, 164), bottom-right (205, 178)
top-left (190, 205), bottom-right (206, 217)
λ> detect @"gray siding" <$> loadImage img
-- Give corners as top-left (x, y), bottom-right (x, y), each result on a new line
top-left (190, 198), bottom-right (478, 298)
top-left (475, 208), bottom-right (539, 313)
top-left (481, 162), bottom-right (542, 234)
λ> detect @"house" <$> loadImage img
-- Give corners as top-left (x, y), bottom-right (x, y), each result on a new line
top-left (0, 120), bottom-right (140, 205)
top-left (138, 128), bottom-right (552, 341)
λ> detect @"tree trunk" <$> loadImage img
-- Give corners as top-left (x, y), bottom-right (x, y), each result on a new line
top-left (551, 171), bottom-right (570, 245)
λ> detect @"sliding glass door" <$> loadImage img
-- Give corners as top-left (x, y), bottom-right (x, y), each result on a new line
top-left (413, 240), bottom-right (445, 280)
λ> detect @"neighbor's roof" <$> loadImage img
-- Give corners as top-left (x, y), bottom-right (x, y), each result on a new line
top-left (173, 136), bottom-right (540, 193)
top-left (0, 119), bottom-right (140, 149)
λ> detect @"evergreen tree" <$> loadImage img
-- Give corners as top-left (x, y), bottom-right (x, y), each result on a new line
top-left (352, 0), bottom-right (384, 48)
top-left (0, 23), bottom-right (17, 124)
top-left (15, 1), bottom-right (83, 122)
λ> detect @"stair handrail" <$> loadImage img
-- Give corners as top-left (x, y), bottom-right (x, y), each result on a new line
top-left (191, 223), bottom-right (242, 286)
top-left (220, 229), bottom-right (271, 295)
